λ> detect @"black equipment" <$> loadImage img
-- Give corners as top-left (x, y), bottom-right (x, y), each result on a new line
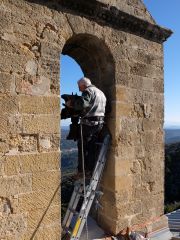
top-left (61, 93), bottom-right (82, 141)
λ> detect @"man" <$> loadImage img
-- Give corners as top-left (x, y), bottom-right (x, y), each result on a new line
top-left (66, 77), bottom-right (107, 178)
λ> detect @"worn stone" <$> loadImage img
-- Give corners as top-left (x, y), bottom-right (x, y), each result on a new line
top-left (38, 134), bottom-right (60, 152)
top-left (0, 72), bottom-right (16, 94)
top-left (0, 214), bottom-right (27, 239)
top-left (18, 189), bottom-right (60, 212)
top-left (4, 152), bottom-right (60, 176)
top-left (0, 175), bottom-right (32, 197)
top-left (32, 171), bottom-right (60, 192)
top-left (19, 95), bottom-right (60, 114)
top-left (22, 115), bottom-right (60, 134)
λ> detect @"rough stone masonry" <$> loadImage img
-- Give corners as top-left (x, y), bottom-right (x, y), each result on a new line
top-left (0, 0), bottom-right (172, 239)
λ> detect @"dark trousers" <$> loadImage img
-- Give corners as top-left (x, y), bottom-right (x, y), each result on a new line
top-left (77, 124), bottom-right (103, 174)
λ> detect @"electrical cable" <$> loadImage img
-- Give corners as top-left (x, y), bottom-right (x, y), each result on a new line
top-left (80, 120), bottom-right (89, 240)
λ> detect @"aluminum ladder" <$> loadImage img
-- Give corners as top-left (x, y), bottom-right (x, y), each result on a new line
top-left (62, 133), bottom-right (111, 240)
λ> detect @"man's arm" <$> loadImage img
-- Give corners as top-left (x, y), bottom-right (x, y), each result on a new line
top-left (73, 91), bottom-right (92, 111)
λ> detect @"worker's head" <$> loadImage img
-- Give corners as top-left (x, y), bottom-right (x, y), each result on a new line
top-left (77, 77), bottom-right (91, 92)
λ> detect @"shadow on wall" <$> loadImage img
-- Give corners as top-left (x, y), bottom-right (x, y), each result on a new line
top-left (29, 183), bottom-right (60, 240)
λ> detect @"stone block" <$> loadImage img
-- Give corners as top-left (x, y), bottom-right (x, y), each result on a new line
top-left (32, 170), bottom-right (60, 192)
top-left (0, 134), bottom-right (9, 154)
top-left (27, 205), bottom-right (60, 229)
top-left (8, 115), bottom-right (23, 134)
top-left (16, 75), bottom-right (51, 95)
top-left (0, 214), bottom-right (27, 239)
top-left (132, 186), bottom-right (151, 200)
top-left (13, 22), bottom-right (37, 40)
top-left (40, 41), bottom-right (60, 59)
top-left (0, 115), bottom-right (8, 134)
top-left (0, 72), bottom-right (15, 94)
top-left (130, 62), bottom-right (163, 79)
top-left (115, 72), bottom-right (130, 86)
top-left (0, 53), bottom-right (27, 74)
top-left (18, 189), bottom-right (60, 212)
top-left (128, 48), bottom-right (163, 67)
top-left (115, 190), bottom-right (132, 205)
top-left (114, 145), bottom-right (135, 159)
top-left (0, 156), bottom-right (5, 176)
top-left (102, 174), bottom-right (132, 192)
top-left (104, 157), bottom-right (133, 177)
top-left (131, 160), bottom-right (142, 175)
top-left (19, 95), bottom-right (60, 114)
top-left (111, 102), bottom-right (132, 118)
top-left (22, 115), bottom-right (60, 134)
top-left (132, 173), bottom-right (141, 187)
top-left (129, 75), bottom-right (143, 90)
top-left (20, 152), bottom-right (60, 173)
top-left (38, 134), bottom-right (60, 152)
top-left (4, 154), bottom-right (20, 176)
top-left (142, 77), bottom-right (153, 91)
top-left (134, 145), bottom-right (145, 159)
top-left (4, 151), bottom-right (60, 176)
top-left (114, 85), bottom-right (129, 102)
top-left (0, 94), bottom-right (18, 114)
top-left (8, 133), bottom-right (37, 153)
top-left (116, 60), bottom-right (130, 74)
top-left (142, 119), bottom-right (161, 131)
top-left (153, 79), bottom-right (164, 93)
top-left (25, 60), bottom-right (38, 76)
top-left (0, 175), bottom-right (32, 197)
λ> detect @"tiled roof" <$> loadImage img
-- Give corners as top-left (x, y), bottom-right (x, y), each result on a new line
top-left (167, 209), bottom-right (180, 239)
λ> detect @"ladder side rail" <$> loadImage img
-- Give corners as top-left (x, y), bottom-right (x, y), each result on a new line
top-left (71, 150), bottom-right (107, 240)
top-left (72, 190), bottom-right (97, 239)
top-left (70, 134), bottom-right (111, 239)
top-left (77, 145), bottom-right (107, 212)
top-left (87, 134), bottom-right (111, 193)
top-left (91, 134), bottom-right (110, 180)
top-left (62, 183), bottom-right (84, 230)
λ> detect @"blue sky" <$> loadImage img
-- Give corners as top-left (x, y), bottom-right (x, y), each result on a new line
top-left (143, 0), bottom-right (180, 126)
top-left (61, 0), bottom-right (180, 127)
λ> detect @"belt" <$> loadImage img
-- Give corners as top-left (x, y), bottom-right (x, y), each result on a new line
top-left (83, 116), bottom-right (104, 121)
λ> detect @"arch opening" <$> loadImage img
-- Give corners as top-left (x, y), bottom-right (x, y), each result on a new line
top-left (62, 34), bottom-right (115, 105)
top-left (60, 33), bottom-right (115, 222)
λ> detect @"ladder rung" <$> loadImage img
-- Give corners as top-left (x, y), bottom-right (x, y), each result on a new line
top-left (69, 207), bottom-right (78, 215)
top-left (62, 134), bottom-right (111, 240)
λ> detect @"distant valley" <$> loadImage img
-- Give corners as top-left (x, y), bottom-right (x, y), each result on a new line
top-left (61, 127), bottom-right (180, 213)
top-left (61, 128), bottom-right (78, 176)
top-left (165, 128), bottom-right (180, 144)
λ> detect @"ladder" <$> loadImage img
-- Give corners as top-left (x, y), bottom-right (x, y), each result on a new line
top-left (62, 133), bottom-right (111, 240)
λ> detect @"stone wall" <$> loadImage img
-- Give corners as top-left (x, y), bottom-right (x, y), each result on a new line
top-left (0, 1), bottom-right (61, 238)
top-left (0, 0), bottom-right (171, 239)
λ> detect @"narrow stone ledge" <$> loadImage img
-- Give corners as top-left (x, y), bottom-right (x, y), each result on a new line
top-left (31, 0), bottom-right (173, 43)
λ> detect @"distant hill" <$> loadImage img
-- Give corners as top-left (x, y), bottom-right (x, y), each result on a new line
top-left (61, 129), bottom-right (78, 176)
top-left (165, 128), bottom-right (180, 144)
top-left (165, 142), bottom-right (180, 204)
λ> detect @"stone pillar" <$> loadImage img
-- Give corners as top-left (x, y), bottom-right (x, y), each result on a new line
top-left (0, 1), bottom-right (62, 238)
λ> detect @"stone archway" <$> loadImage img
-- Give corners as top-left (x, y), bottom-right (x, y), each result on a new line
top-left (61, 32), bottom-right (115, 229)
top-left (62, 33), bottom-right (115, 105)
top-left (0, 0), bottom-right (172, 239)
